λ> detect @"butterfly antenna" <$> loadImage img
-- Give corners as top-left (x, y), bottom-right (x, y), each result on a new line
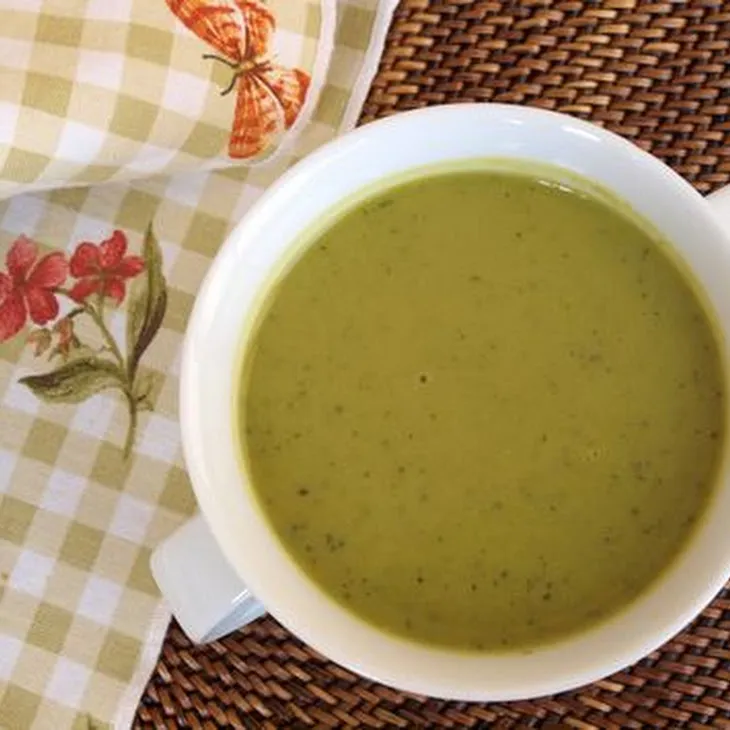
top-left (220, 71), bottom-right (241, 97)
top-left (202, 53), bottom-right (238, 70)
top-left (200, 54), bottom-right (242, 96)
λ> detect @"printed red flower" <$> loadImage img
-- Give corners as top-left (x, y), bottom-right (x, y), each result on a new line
top-left (69, 230), bottom-right (144, 304)
top-left (0, 236), bottom-right (68, 342)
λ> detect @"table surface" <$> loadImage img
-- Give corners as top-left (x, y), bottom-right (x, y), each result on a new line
top-left (135, 1), bottom-right (730, 727)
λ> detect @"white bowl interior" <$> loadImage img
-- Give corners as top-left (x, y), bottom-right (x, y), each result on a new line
top-left (180, 103), bottom-right (730, 701)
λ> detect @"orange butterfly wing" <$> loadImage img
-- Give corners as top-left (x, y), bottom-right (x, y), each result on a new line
top-left (166, 0), bottom-right (247, 61)
top-left (229, 65), bottom-right (310, 158)
top-left (234, 0), bottom-right (275, 59)
top-left (167, 0), bottom-right (274, 62)
top-left (260, 66), bottom-right (310, 128)
top-left (229, 74), bottom-right (284, 158)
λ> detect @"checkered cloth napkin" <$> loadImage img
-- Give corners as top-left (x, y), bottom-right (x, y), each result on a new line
top-left (0, 0), bottom-right (340, 199)
top-left (0, 1), bottom-right (397, 728)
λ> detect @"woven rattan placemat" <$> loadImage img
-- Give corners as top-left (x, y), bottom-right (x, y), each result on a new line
top-left (134, 1), bottom-right (730, 727)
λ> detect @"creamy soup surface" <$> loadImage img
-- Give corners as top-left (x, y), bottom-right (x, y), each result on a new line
top-left (238, 167), bottom-right (726, 651)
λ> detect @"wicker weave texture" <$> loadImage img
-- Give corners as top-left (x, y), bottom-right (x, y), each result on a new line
top-left (362, 0), bottom-right (730, 194)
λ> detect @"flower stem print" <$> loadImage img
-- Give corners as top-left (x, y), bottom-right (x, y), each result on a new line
top-left (165, 0), bottom-right (310, 159)
top-left (0, 227), bottom-right (168, 458)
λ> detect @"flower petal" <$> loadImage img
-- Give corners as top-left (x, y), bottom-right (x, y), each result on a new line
top-left (0, 290), bottom-right (27, 341)
top-left (27, 251), bottom-right (68, 290)
top-left (99, 231), bottom-right (127, 270)
top-left (0, 272), bottom-right (13, 303)
top-left (70, 242), bottom-right (100, 278)
top-left (115, 255), bottom-right (145, 279)
top-left (26, 287), bottom-right (60, 326)
top-left (103, 278), bottom-right (126, 304)
top-left (7, 235), bottom-right (38, 281)
top-left (69, 277), bottom-right (101, 302)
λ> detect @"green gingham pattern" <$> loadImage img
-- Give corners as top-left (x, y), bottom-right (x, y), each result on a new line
top-left (0, 0), bottom-right (397, 727)
top-left (0, 0), bottom-right (330, 199)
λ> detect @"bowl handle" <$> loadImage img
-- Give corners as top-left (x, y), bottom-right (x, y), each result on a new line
top-left (150, 514), bottom-right (265, 643)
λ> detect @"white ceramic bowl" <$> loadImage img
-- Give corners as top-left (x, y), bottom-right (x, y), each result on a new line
top-left (154, 103), bottom-right (730, 702)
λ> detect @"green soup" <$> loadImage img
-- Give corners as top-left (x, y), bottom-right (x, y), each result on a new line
top-left (238, 165), bottom-right (726, 652)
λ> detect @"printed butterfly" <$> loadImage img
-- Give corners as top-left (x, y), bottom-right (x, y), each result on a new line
top-left (166, 0), bottom-right (311, 159)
